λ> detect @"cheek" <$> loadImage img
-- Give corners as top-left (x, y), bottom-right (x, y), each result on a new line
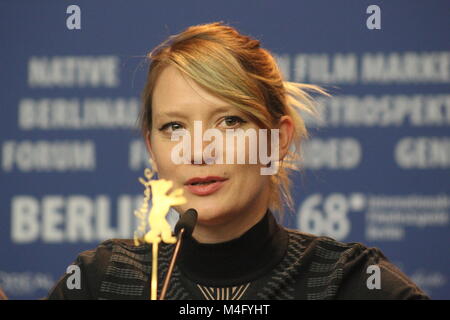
top-left (235, 163), bottom-right (268, 186)
top-left (235, 165), bottom-right (270, 202)
top-left (151, 138), bottom-right (176, 173)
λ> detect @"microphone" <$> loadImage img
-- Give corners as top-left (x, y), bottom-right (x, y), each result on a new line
top-left (159, 208), bottom-right (197, 300)
top-left (174, 208), bottom-right (197, 238)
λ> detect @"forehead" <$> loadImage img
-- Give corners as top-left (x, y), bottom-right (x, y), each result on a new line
top-left (152, 65), bottom-right (231, 115)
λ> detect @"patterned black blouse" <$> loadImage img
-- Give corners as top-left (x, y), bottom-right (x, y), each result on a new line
top-left (47, 210), bottom-right (429, 300)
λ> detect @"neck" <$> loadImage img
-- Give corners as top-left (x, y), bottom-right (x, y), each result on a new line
top-left (191, 192), bottom-right (270, 243)
top-left (192, 208), bottom-right (267, 244)
top-left (177, 209), bottom-right (289, 286)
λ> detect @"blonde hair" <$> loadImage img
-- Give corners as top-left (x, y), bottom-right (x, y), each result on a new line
top-left (139, 22), bottom-right (328, 219)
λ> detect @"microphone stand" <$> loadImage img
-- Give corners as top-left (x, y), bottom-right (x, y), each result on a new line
top-left (159, 208), bottom-right (197, 300)
top-left (159, 228), bottom-right (185, 300)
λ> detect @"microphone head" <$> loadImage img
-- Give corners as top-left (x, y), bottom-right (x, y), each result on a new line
top-left (175, 208), bottom-right (198, 237)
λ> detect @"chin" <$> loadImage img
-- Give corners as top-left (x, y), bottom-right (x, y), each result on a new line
top-left (186, 202), bottom-right (232, 226)
top-left (174, 194), bottom-right (235, 223)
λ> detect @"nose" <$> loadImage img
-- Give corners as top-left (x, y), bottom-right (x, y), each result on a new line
top-left (191, 140), bottom-right (206, 165)
top-left (191, 135), bottom-right (218, 165)
top-left (190, 121), bottom-right (223, 165)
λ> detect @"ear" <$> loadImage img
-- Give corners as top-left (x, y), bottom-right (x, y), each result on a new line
top-left (277, 115), bottom-right (294, 161)
top-left (145, 131), bottom-right (159, 172)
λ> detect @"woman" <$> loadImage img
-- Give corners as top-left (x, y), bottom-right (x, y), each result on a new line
top-left (48, 22), bottom-right (428, 300)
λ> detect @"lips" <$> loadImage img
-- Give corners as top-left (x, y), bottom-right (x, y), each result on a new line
top-left (184, 176), bottom-right (228, 196)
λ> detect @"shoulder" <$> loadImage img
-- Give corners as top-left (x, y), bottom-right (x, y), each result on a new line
top-left (95, 238), bottom-right (152, 256)
top-left (72, 239), bottom-right (151, 270)
top-left (283, 228), bottom-right (429, 300)
top-left (47, 239), bottom-right (153, 299)
top-left (284, 227), bottom-right (364, 261)
top-left (76, 238), bottom-right (156, 279)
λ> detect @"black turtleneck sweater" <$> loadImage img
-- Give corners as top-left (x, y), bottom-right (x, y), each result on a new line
top-left (47, 210), bottom-right (429, 300)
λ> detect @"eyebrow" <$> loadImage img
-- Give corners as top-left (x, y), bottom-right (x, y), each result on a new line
top-left (156, 105), bottom-right (235, 119)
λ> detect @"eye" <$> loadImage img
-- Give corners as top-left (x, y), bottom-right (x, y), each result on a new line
top-left (219, 116), bottom-right (247, 129)
top-left (158, 122), bottom-right (185, 133)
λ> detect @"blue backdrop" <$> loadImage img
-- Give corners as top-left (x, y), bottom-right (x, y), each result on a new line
top-left (1, 0), bottom-right (449, 299)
